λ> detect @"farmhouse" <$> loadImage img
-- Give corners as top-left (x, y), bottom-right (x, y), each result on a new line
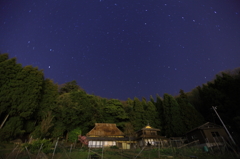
top-left (80, 122), bottom-right (233, 149)
top-left (83, 123), bottom-right (169, 149)
top-left (85, 123), bottom-right (135, 149)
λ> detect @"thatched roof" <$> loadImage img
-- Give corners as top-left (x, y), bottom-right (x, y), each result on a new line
top-left (86, 123), bottom-right (124, 137)
top-left (86, 137), bottom-right (130, 141)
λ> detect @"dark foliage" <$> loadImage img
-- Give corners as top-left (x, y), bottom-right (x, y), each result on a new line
top-left (0, 53), bottom-right (239, 144)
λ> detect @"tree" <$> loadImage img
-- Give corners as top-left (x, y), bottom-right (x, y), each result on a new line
top-left (122, 98), bottom-right (134, 115)
top-left (144, 101), bottom-right (158, 128)
top-left (131, 97), bottom-right (145, 131)
top-left (163, 94), bottom-right (185, 137)
top-left (37, 79), bottom-right (59, 119)
top-left (0, 65), bottom-right (44, 140)
top-left (31, 79), bottom-right (59, 138)
top-left (53, 90), bottom-right (95, 138)
top-left (59, 80), bottom-right (81, 94)
top-left (195, 71), bottom-right (240, 144)
top-left (70, 90), bottom-right (97, 134)
top-left (155, 95), bottom-right (164, 132)
top-left (0, 53), bottom-right (8, 63)
top-left (150, 95), bottom-right (155, 105)
top-left (0, 116), bottom-right (24, 141)
top-left (9, 65), bottom-right (44, 119)
top-left (0, 55), bottom-right (22, 132)
top-left (123, 122), bottom-right (135, 138)
top-left (53, 93), bottom-right (77, 138)
top-left (87, 95), bottom-right (105, 124)
top-left (103, 99), bottom-right (128, 129)
top-left (0, 57), bottom-right (22, 115)
top-left (176, 90), bottom-right (204, 132)
top-left (40, 111), bottom-right (54, 138)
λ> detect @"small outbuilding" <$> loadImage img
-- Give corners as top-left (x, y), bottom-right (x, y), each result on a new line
top-left (135, 124), bottom-right (167, 147)
top-left (185, 122), bottom-right (230, 146)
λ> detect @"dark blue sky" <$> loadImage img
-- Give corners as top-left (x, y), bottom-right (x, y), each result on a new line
top-left (1, 0), bottom-right (240, 100)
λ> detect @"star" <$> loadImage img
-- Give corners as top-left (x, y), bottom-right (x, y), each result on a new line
top-left (0, 0), bottom-right (239, 100)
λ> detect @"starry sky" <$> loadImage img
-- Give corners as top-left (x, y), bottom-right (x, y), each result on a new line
top-left (1, 0), bottom-right (240, 100)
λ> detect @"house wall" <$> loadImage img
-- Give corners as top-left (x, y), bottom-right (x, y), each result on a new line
top-left (88, 140), bottom-right (136, 149)
top-left (137, 138), bottom-right (161, 147)
top-left (186, 129), bottom-right (205, 144)
top-left (143, 130), bottom-right (157, 136)
top-left (186, 128), bottom-right (229, 145)
top-left (203, 128), bottom-right (229, 143)
top-left (88, 141), bottom-right (116, 148)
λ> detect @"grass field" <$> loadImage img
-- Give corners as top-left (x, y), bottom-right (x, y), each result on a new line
top-left (0, 142), bottom-right (239, 159)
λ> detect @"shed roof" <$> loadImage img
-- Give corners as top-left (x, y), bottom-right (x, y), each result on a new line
top-left (86, 123), bottom-right (124, 137)
top-left (186, 122), bottom-right (223, 134)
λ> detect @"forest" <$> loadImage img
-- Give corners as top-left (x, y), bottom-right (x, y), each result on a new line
top-left (0, 53), bottom-right (240, 145)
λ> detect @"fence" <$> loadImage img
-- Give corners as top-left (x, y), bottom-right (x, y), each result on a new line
top-left (1, 139), bottom-right (239, 159)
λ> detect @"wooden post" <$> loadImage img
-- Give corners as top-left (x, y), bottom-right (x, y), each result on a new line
top-left (101, 141), bottom-right (104, 159)
top-left (52, 138), bottom-right (59, 159)
top-left (36, 143), bottom-right (43, 159)
top-left (87, 147), bottom-right (90, 159)
top-left (74, 139), bottom-right (77, 149)
top-left (0, 114), bottom-right (9, 129)
top-left (15, 147), bottom-right (21, 159)
top-left (6, 144), bottom-right (18, 159)
top-left (213, 137), bottom-right (221, 154)
top-left (221, 136), bottom-right (229, 153)
top-left (158, 141), bottom-right (160, 158)
top-left (65, 131), bottom-right (68, 141)
top-left (69, 144), bottom-right (73, 158)
top-left (134, 145), bottom-right (146, 159)
top-left (25, 146), bottom-right (31, 159)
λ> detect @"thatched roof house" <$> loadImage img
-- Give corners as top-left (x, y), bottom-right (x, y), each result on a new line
top-left (87, 123), bottom-right (124, 137)
top-left (85, 123), bottom-right (172, 149)
top-left (86, 123), bottom-right (135, 149)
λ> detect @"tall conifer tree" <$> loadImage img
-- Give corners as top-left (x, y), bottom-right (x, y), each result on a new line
top-left (163, 94), bottom-right (184, 137)
top-left (132, 97), bottom-right (145, 130)
top-left (156, 95), bottom-right (164, 133)
top-left (176, 90), bottom-right (204, 132)
top-left (145, 101), bottom-right (158, 128)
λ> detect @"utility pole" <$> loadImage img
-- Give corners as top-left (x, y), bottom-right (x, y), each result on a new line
top-left (212, 106), bottom-right (236, 145)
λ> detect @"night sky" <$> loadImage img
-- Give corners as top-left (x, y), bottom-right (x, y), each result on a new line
top-left (1, 1), bottom-right (240, 100)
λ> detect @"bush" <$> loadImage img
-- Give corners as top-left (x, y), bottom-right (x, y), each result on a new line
top-left (110, 146), bottom-right (119, 149)
top-left (68, 128), bottom-right (81, 143)
top-left (21, 139), bottom-right (52, 154)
